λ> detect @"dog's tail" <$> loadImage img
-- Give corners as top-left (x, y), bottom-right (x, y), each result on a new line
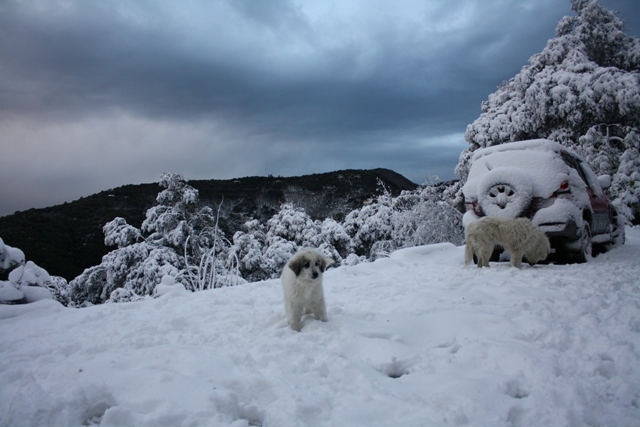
top-left (464, 242), bottom-right (473, 266)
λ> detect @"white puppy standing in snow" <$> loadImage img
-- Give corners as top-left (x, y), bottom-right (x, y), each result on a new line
top-left (281, 248), bottom-right (334, 332)
top-left (464, 216), bottom-right (550, 268)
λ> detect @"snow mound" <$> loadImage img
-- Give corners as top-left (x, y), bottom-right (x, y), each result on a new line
top-left (1, 228), bottom-right (639, 426)
top-left (153, 275), bottom-right (188, 298)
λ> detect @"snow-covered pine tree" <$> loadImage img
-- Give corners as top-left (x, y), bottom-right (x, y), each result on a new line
top-left (457, 0), bottom-right (640, 222)
top-left (69, 173), bottom-right (241, 305)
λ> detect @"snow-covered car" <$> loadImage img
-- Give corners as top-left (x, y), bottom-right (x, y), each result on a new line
top-left (462, 139), bottom-right (624, 263)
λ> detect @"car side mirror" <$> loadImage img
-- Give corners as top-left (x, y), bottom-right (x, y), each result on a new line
top-left (597, 174), bottom-right (612, 189)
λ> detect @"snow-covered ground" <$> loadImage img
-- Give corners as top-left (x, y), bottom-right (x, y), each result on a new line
top-left (2, 229), bottom-right (639, 427)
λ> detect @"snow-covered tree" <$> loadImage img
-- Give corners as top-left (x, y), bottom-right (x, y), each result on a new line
top-left (265, 203), bottom-right (320, 248)
top-left (225, 179), bottom-right (464, 280)
top-left (457, 0), bottom-right (640, 222)
top-left (230, 220), bottom-right (268, 282)
top-left (391, 182), bottom-right (465, 249)
top-left (343, 186), bottom-right (394, 258)
top-left (103, 217), bottom-right (142, 248)
top-left (143, 173), bottom-right (220, 259)
top-left (341, 180), bottom-right (464, 259)
top-left (70, 174), bottom-right (242, 305)
top-left (318, 218), bottom-right (351, 259)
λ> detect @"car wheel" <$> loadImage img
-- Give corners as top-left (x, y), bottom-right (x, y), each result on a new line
top-left (477, 167), bottom-right (533, 218)
top-left (567, 222), bottom-right (592, 263)
top-left (608, 207), bottom-right (626, 249)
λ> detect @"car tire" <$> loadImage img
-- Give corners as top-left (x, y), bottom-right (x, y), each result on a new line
top-left (567, 222), bottom-right (592, 264)
top-left (477, 167), bottom-right (533, 219)
top-left (608, 208), bottom-right (626, 249)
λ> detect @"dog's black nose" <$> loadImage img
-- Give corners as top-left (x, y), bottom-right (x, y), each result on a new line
top-left (312, 272), bottom-right (319, 279)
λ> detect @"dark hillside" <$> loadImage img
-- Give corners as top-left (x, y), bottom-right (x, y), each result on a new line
top-left (0, 169), bottom-right (417, 281)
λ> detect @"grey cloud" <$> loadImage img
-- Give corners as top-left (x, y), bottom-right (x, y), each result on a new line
top-left (1, 0), bottom-right (639, 216)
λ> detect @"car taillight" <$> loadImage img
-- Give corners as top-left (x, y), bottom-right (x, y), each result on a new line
top-left (465, 201), bottom-right (482, 216)
top-left (551, 181), bottom-right (570, 198)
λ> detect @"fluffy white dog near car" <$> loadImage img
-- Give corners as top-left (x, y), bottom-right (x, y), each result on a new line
top-left (281, 248), bottom-right (334, 332)
top-left (464, 216), bottom-right (550, 268)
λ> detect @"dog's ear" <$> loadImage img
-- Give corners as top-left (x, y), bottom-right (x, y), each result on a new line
top-left (320, 257), bottom-right (334, 272)
top-left (289, 257), bottom-right (305, 276)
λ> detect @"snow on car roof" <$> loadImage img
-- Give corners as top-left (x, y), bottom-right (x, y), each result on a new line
top-left (469, 139), bottom-right (582, 162)
top-left (463, 139), bottom-right (575, 200)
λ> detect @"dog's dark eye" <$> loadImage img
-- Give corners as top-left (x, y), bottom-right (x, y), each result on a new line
top-left (315, 262), bottom-right (320, 267)
top-left (304, 262), bottom-right (310, 268)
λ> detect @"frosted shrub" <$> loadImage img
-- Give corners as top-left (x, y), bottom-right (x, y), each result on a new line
top-left (266, 203), bottom-right (320, 247)
top-left (0, 237), bottom-right (63, 305)
top-left (389, 183), bottom-right (464, 249)
top-left (343, 189), bottom-right (394, 258)
top-left (0, 237), bottom-right (25, 272)
top-left (343, 181), bottom-right (464, 259)
top-left (70, 173), bottom-right (244, 305)
top-left (104, 217), bottom-right (142, 248)
top-left (106, 288), bottom-right (145, 304)
top-left (318, 218), bottom-right (351, 259)
top-left (69, 242), bottom-right (173, 305)
top-left (225, 180), bottom-right (463, 281)
top-left (611, 146), bottom-right (640, 222)
top-left (234, 235), bottom-right (265, 280)
top-left (262, 237), bottom-right (297, 279)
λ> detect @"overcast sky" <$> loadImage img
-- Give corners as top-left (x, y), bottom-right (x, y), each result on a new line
top-left (1, 0), bottom-right (639, 217)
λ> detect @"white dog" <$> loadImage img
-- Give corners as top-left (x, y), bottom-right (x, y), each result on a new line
top-left (464, 216), bottom-right (550, 268)
top-left (281, 248), bottom-right (334, 332)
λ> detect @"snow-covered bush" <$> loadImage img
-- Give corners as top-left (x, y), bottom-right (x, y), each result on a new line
top-left (73, 174), bottom-right (465, 303)
top-left (265, 203), bottom-right (320, 248)
top-left (0, 237), bottom-right (67, 304)
top-left (230, 211), bottom-right (351, 281)
top-left (46, 276), bottom-right (72, 306)
top-left (230, 220), bottom-right (268, 282)
top-left (104, 217), bottom-right (142, 248)
top-left (318, 218), bottom-right (352, 259)
top-left (261, 236), bottom-right (298, 280)
top-left (344, 181), bottom-right (464, 258)
top-left (227, 180), bottom-right (464, 279)
top-left (70, 173), bottom-right (243, 305)
top-left (457, 0), bottom-right (640, 223)
top-left (343, 186), bottom-right (395, 258)
top-left (70, 242), bottom-right (171, 305)
top-left (105, 288), bottom-right (146, 304)
top-left (0, 237), bottom-right (25, 273)
top-left (153, 274), bottom-right (188, 298)
top-left (391, 182), bottom-right (465, 248)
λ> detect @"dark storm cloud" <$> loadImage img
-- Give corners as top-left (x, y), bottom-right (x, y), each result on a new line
top-left (1, 0), bottom-right (639, 216)
top-left (0, 0), bottom-right (555, 127)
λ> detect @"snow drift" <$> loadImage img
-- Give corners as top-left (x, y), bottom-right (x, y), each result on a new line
top-left (1, 228), bottom-right (639, 426)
